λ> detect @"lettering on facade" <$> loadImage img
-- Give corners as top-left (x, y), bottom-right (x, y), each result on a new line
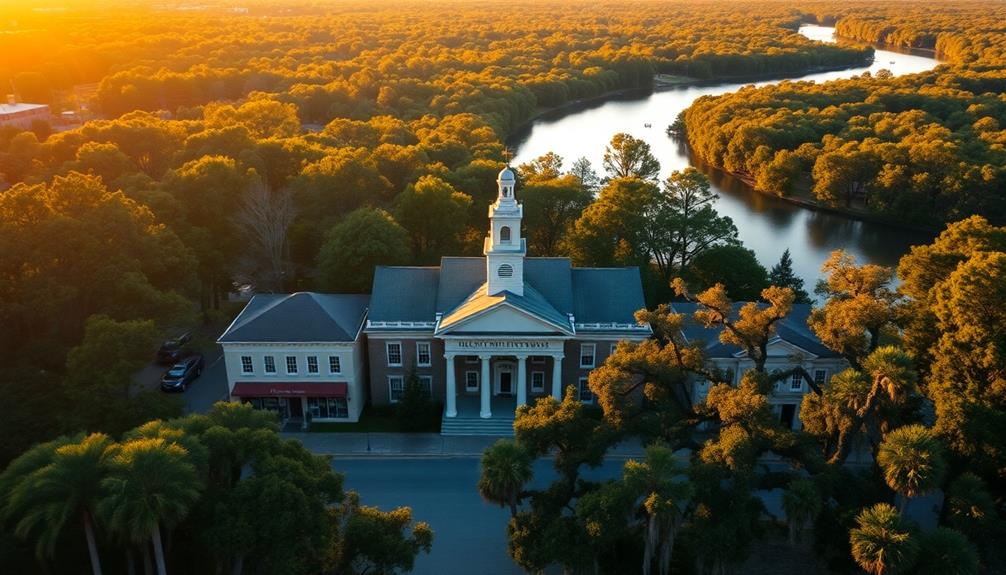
top-left (456, 340), bottom-right (551, 350)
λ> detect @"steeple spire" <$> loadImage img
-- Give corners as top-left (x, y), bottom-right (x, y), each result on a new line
top-left (484, 166), bottom-right (525, 296)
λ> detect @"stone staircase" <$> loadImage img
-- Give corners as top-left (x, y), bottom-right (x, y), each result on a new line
top-left (440, 414), bottom-right (515, 436)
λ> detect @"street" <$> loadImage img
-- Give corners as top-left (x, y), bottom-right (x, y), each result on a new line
top-left (332, 457), bottom-right (626, 575)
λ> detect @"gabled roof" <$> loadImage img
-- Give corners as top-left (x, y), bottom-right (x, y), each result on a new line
top-left (670, 302), bottom-right (840, 359)
top-left (436, 282), bottom-right (573, 334)
top-left (218, 292), bottom-right (370, 343)
top-left (367, 256), bottom-right (647, 333)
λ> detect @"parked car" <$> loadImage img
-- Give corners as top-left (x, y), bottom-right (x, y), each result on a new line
top-left (157, 332), bottom-right (192, 364)
top-left (160, 354), bottom-right (205, 392)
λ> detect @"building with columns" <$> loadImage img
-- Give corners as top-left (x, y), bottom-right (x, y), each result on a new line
top-left (365, 167), bottom-right (651, 434)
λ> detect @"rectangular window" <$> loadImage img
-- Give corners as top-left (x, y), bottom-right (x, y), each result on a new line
top-left (416, 342), bottom-right (431, 367)
top-left (329, 356), bottom-right (341, 374)
top-left (779, 404), bottom-right (797, 429)
top-left (578, 377), bottom-right (593, 403)
top-left (307, 356), bottom-right (319, 374)
top-left (814, 369), bottom-right (828, 388)
top-left (790, 372), bottom-right (803, 392)
top-left (286, 356), bottom-right (298, 374)
top-left (531, 371), bottom-right (545, 392)
top-left (264, 356), bottom-right (276, 374)
top-left (419, 375), bottom-right (433, 397)
top-left (389, 376), bottom-right (405, 402)
top-left (465, 370), bottom-right (479, 391)
top-left (610, 343), bottom-right (618, 356)
top-left (241, 356), bottom-right (253, 374)
top-left (531, 355), bottom-right (546, 364)
top-left (386, 342), bottom-right (402, 367)
top-left (580, 343), bottom-right (595, 368)
top-left (308, 397), bottom-right (349, 419)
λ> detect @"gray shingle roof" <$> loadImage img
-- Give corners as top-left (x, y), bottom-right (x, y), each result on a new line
top-left (368, 256), bottom-right (645, 331)
top-left (670, 302), bottom-right (839, 358)
top-left (571, 267), bottom-right (646, 324)
top-left (218, 292), bottom-right (369, 343)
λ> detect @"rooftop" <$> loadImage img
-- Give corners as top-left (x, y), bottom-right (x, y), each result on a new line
top-left (0, 103), bottom-right (50, 115)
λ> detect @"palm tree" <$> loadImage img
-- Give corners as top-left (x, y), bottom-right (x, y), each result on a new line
top-left (478, 439), bottom-right (533, 518)
top-left (782, 477), bottom-right (822, 545)
top-left (849, 503), bottom-right (919, 575)
top-left (877, 424), bottom-right (946, 512)
top-left (100, 437), bottom-right (203, 575)
top-left (623, 443), bottom-right (692, 575)
top-left (1, 434), bottom-right (112, 575)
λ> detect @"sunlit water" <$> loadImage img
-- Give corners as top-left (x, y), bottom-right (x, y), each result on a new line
top-left (511, 25), bottom-right (940, 287)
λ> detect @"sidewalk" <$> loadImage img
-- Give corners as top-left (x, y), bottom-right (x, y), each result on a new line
top-left (283, 431), bottom-right (646, 459)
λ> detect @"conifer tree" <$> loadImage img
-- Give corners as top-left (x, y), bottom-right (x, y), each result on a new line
top-left (768, 249), bottom-right (810, 303)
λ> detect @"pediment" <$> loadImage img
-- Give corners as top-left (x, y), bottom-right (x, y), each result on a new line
top-left (437, 302), bottom-right (571, 335)
top-left (733, 336), bottom-right (819, 359)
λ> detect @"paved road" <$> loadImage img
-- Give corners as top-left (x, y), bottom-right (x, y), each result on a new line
top-left (333, 457), bottom-right (625, 575)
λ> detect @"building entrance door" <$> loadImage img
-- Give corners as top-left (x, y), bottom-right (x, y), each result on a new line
top-left (495, 362), bottom-right (515, 396)
top-left (289, 397), bottom-right (303, 418)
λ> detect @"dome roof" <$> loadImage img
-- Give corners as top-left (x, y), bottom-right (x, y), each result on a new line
top-left (497, 167), bottom-right (516, 182)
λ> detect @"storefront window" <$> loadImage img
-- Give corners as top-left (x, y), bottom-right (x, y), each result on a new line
top-left (307, 397), bottom-right (349, 419)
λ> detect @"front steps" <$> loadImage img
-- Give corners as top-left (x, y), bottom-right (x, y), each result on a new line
top-left (441, 414), bottom-right (515, 436)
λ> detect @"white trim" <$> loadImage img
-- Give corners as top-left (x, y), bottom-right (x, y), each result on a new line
top-left (240, 355), bottom-right (254, 374)
top-left (531, 370), bottom-right (545, 392)
top-left (814, 368), bottom-right (828, 388)
top-left (285, 355), bottom-right (298, 375)
top-left (575, 322), bottom-right (650, 331)
top-left (580, 343), bottom-right (596, 368)
top-left (494, 361), bottom-right (516, 395)
top-left (386, 341), bottom-right (403, 367)
top-left (731, 336), bottom-right (820, 360)
top-left (416, 341), bottom-right (432, 367)
top-left (388, 375), bottom-right (405, 403)
top-left (306, 355), bottom-right (319, 374)
top-left (367, 320), bottom-right (437, 329)
top-left (465, 370), bottom-right (480, 391)
top-left (436, 300), bottom-right (574, 336)
top-left (263, 355), bottom-right (276, 374)
top-left (328, 355), bottom-right (342, 374)
top-left (577, 376), bottom-right (594, 404)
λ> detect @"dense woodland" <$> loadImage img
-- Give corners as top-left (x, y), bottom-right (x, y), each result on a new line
top-left (1, 1), bottom-right (1006, 574)
top-left (682, 3), bottom-right (1006, 227)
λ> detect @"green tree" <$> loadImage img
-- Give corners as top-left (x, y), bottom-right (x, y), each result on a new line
top-left (568, 156), bottom-right (600, 194)
top-left (478, 439), bottom-right (534, 518)
top-left (623, 443), bottom-right (692, 575)
top-left (100, 437), bottom-right (203, 575)
top-left (340, 493), bottom-right (434, 575)
top-left (0, 434), bottom-right (105, 573)
top-left (877, 424), bottom-right (946, 512)
top-left (520, 175), bottom-right (592, 256)
top-left (769, 249), bottom-right (810, 303)
top-left (602, 133), bottom-right (660, 180)
top-left (782, 477), bottom-right (822, 545)
top-left (317, 207), bottom-right (410, 293)
top-left (394, 175), bottom-right (472, 262)
top-left (686, 244), bottom-right (769, 301)
top-left (397, 364), bottom-right (433, 432)
top-left (517, 152), bottom-right (563, 183)
top-left (849, 503), bottom-right (919, 575)
top-left (661, 168), bottom-right (738, 275)
top-left (913, 528), bottom-right (980, 575)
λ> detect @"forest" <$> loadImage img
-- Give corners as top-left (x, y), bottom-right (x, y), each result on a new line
top-left (681, 2), bottom-right (1006, 227)
top-left (1, 1), bottom-right (1005, 574)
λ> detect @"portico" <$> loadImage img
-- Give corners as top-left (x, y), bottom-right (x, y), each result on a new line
top-left (442, 338), bottom-right (566, 419)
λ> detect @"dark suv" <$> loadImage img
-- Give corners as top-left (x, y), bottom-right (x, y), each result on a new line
top-left (160, 354), bottom-right (205, 392)
top-left (157, 333), bottom-right (192, 364)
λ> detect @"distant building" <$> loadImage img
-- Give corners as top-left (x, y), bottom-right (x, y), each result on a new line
top-left (217, 293), bottom-right (370, 425)
top-left (672, 302), bottom-right (848, 430)
top-left (0, 97), bottom-right (51, 130)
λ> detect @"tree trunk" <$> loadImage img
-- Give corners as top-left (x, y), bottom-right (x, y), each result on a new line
top-left (82, 509), bottom-right (104, 575)
top-left (151, 523), bottom-right (168, 575)
top-left (659, 524), bottom-right (676, 575)
top-left (143, 543), bottom-right (153, 575)
top-left (509, 492), bottom-right (518, 518)
top-left (126, 547), bottom-right (136, 575)
top-left (230, 554), bottom-right (245, 575)
top-left (642, 513), bottom-right (658, 575)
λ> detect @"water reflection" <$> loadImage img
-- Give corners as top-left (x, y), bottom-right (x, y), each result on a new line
top-left (510, 25), bottom-right (939, 285)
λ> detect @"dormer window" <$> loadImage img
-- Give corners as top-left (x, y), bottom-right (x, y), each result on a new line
top-left (498, 264), bottom-right (514, 278)
top-left (500, 226), bottom-right (511, 243)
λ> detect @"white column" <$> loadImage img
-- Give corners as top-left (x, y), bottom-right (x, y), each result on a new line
top-left (551, 354), bottom-right (564, 400)
top-left (480, 354), bottom-right (492, 418)
top-left (445, 353), bottom-right (457, 418)
top-left (516, 355), bottom-right (528, 408)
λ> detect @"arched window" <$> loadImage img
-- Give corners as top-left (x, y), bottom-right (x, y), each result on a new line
top-left (498, 264), bottom-right (514, 278)
top-left (500, 226), bottom-right (511, 242)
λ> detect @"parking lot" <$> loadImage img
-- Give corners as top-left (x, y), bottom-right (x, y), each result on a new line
top-left (135, 349), bottom-right (230, 414)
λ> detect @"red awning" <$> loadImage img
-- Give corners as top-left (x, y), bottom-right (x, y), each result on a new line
top-left (231, 382), bottom-right (348, 397)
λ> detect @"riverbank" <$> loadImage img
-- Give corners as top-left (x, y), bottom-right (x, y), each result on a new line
top-left (505, 59), bottom-right (873, 143)
top-left (697, 158), bottom-right (940, 234)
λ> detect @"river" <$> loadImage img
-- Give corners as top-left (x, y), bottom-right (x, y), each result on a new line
top-left (510, 25), bottom-right (939, 288)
